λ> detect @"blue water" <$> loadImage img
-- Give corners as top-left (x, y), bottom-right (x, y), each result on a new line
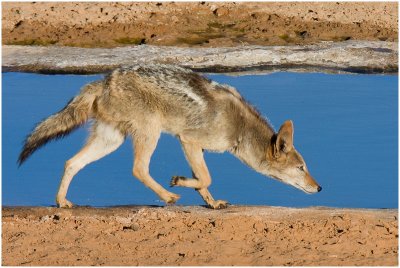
top-left (2, 72), bottom-right (398, 208)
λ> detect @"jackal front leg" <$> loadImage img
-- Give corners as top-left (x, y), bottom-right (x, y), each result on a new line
top-left (170, 140), bottom-right (228, 209)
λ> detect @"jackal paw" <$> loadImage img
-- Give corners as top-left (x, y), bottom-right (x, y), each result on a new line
top-left (163, 192), bottom-right (180, 204)
top-left (208, 200), bottom-right (229, 210)
top-left (170, 176), bottom-right (186, 187)
top-left (56, 199), bottom-right (74, 208)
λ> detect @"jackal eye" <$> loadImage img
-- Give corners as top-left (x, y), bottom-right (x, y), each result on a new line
top-left (297, 166), bottom-right (305, 172)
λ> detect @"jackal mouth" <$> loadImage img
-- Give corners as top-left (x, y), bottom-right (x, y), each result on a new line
top-left (268, 175), bottom-right (318, 194)
top-left (293, 183), bottom-right (318, 194)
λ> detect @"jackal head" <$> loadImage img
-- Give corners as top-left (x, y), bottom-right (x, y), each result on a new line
top-left (265, 120), bottom-right (322, 194)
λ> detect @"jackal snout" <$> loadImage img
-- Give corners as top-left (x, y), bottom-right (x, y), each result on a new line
top-left (266, 120), bottom-right (322, 194)
top-left (302, 171), bottom-right (322, 194)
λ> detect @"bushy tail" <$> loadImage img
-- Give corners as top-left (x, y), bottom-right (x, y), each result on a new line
top-left (18, 81), bottom-right (103, 165)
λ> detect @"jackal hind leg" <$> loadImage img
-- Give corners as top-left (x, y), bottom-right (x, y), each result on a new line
top-left (132, 129), bottom-right (180, 204)
top-left (56, 122), bottom-right (125, 208)
top-left (171, 140), bottom-right (228, 209)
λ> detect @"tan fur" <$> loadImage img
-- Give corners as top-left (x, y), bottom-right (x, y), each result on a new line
top-left (19, 64), bottom-right (321, 209)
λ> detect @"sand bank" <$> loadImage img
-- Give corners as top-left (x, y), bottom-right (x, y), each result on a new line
top-left (2, 206), bottom-right (398, 266)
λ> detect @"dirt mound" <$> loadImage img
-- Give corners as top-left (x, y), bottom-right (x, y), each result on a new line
top-left (2, 2), bottom-right (398, 48)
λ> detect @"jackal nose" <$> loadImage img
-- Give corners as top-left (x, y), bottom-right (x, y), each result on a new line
top-left (317, 186), bottom-right (322, 192)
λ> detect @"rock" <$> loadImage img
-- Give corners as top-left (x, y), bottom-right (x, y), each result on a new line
top-left (215, 7), bottom-right (229, 17)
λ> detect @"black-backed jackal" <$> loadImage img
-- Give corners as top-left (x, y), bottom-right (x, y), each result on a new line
top-left (19, 64), bottom-right (321, 209)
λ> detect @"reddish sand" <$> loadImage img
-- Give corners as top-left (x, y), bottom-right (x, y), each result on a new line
top-left (2, 206), bottom-right (398, 266)
top-left (2, 2), bottom-right (398, 48)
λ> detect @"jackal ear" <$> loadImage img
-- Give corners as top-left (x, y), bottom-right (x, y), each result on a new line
top-left (276, 120), bottom-right (294, 153)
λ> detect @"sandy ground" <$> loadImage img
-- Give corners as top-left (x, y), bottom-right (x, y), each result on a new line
top-left (2, 206), bottom-right (398, 266)
top-left (2, 2), bottom-right (398, 48)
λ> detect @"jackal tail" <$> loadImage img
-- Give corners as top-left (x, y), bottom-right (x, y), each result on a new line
top-left (18, 81), bottom-right (103, 165)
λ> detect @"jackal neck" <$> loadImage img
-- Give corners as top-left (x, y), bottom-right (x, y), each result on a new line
top-left (228, 105), bottom-right (275, 174)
